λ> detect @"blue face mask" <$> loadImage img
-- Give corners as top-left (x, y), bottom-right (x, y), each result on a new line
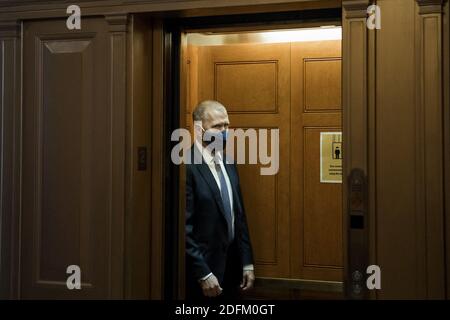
top-left (221, 129), bottom-right (228, 144)
top-left (202, 128), bottom-right (228, 149)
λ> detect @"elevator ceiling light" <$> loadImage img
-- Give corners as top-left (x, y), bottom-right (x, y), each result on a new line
top-left (187, 26), bottom-right (342, 46)
top-left (259, 27), bottom-right (342, 43)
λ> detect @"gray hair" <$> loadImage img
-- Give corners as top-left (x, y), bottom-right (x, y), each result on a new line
top-left (192, 100), bottom-right (227, 122)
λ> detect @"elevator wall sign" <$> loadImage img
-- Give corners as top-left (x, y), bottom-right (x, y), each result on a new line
top-left (320, 132), bottom-right (342, 183)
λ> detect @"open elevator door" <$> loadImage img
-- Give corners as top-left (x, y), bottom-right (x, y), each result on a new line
top-left (174, 10), bottom-right (344, 299)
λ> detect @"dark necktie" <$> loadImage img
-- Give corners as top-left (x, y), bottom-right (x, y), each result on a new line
top-left (215, 162), bottom-right (234, 241)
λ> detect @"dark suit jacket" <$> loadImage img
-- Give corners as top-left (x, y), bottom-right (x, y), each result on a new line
top-left (185, 145), bottom-right (254, 288)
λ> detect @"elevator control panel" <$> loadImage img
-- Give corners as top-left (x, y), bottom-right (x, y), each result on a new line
top-left (347, 168), bottom-right (369, 299)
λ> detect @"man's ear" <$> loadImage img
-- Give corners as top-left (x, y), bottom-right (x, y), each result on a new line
top-left (193, 120), bottom-right (203, 142)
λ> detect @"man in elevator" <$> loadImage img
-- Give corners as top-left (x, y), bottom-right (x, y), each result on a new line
top-left (185, 100), bottom-right (255, 300)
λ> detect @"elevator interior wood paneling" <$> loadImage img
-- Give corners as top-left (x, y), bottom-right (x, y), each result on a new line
top-left (183, 30), bottom-right (343, 295)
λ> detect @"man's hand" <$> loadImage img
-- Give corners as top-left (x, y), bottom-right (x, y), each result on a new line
top-left (240, 270), bottom-right (255, 291)
top-left (199, 274), bottom-right (223, 297)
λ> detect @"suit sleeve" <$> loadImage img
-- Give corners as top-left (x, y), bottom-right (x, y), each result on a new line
top-left (234, 164), bottom-right (255, 267)
top-left (185, 165), bottom-right (212, 280)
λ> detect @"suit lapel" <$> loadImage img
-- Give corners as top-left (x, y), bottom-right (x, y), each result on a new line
top-left (192, 147), bottom-right (227, 219)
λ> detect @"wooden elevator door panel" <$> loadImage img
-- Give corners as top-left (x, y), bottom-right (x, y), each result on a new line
top-left (195, 43), bottom-right (291, 278)
top-left (290, 40), bottom-right (343, 281)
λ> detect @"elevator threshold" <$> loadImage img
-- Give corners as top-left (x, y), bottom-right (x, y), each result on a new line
top-left (255, 277), bottom-right (343, 293)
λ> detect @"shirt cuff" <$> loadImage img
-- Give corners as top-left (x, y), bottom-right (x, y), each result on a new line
top-left (243, 264), bottom-right (254, 271)
top-left (198, 272), bottom-right (213, 282)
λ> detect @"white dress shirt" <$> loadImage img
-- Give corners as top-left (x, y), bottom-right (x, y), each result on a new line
top-left (194, 141), bottom-right (254, 281)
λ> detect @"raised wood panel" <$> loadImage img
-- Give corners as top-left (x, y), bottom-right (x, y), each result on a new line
top-left (198, 43), bottom-right (290, 118)
top-left (304, 58), bottom-right (341, 112)
top-left (193, 43), bottom-right (291, 278)
top-left (231, 124), bottom-right (290, 280)
top-left (303, 128), bottom-right (343, 268)
top-left (291, 40), bottom-right (342, 282)
top-left (375, 0), bottom-right (418, 299)
top-left (215, 61), bottom-right (278, 113)
top-left (186, 44), bottom-right (199, 130)
top-left (149, 20), bottom-right (165, 299)
top-left (415, 0), bottom-right (446, 299)
top-left (238, 162), bottom-right (277, 265)
top-left (230, 127), bottom-right (279, 267)
top-left (105, 13), bottom-right (127, 299)
top-left (342, 0), bottom-right (370, 298)
top-left (0, 20), bottom-right (21, 299)
top-left (444, 0), bottom-right (450, 300)
top-left (39, 37), bottom-right (93, 285)
top-left (125, 14), bottom-right (152, 299)
top-left (22, 17), bottom-right (124, 299)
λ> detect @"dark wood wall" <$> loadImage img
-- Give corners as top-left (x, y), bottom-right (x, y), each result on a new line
top-left (0, 0), bottom-right (449, 299)
top-left (343, 0), bottom-right (448, 299)
top-left (0, 13), bottom-right (154, 299)
top-left (20, 16), bottom-right (132, 299)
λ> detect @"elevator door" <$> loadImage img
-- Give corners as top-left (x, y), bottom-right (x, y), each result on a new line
top-left (185, 38), bottom-right (342, 296)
